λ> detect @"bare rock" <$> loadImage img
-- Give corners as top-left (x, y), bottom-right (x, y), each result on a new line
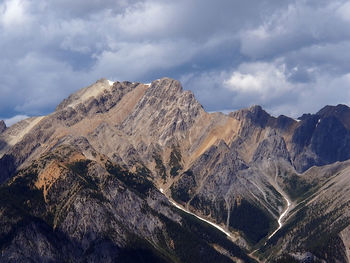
top-left (0, 120), bottom-right (6, 133)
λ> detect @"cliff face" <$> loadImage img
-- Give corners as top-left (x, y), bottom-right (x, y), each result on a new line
top-left (0, 144), bottom-right (254, 263)
top-left (0, 120), bottom-right (6, 134)
top-left (1, 77), bottom-right (350, 262)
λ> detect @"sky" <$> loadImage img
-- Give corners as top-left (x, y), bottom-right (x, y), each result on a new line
top-left (1, 0), bottom-right (350, 125)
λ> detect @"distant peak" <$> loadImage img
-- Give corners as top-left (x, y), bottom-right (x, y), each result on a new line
top-left (297, 113), bottom-right (312, 121)
top-left (248, 105), bottom-right (269, 116)
top-left (314, 104), bottom-right (350, 130)
top-left (96, 78), bottom-right (109, 84)
top-left (229, 104), bottom-right (272, 128)
top-left (146, 78), bottom-right (183, 96)
top-left (317, 104), bottom-right (350, 117)
top-left (248, 105), bottom-right (263, 112)
top-left (0, 120), bottom-right (6, 133)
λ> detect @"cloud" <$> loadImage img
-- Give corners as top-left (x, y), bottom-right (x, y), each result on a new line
top-left (92, 40), bottom-right (200, 81)
top-left (180, 71), bottom-right (234, 112)
top-left (1, 0), bottom-right (350, 120)
top-left (337, 1), bottom-right (350, 21)
top-left (0, 0), bottom-right (32, 28)
top-left (239, 1), bottom-right (350, 59)
top-left (3, 115), bottom-right (29, 126)
top-left (222, 61), bottom-right (350, 117)
top-left (224, 61), bottom-right (293, 99)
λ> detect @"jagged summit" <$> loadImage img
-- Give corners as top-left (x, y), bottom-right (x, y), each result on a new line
top-left (316, 104), bottom-right (350, 129)
top-left (1, 77), bottom-right (349, 175)
top-left (53, 77), bottom-right (198, 121)
top-left (1, 77), bottom-right (350, 262)
top-left (317, 103), bottom-right (350, 116)
top-left (229, 105), bottom-right (273, 128)
top-left (0, 120), bottom-right (6, 133)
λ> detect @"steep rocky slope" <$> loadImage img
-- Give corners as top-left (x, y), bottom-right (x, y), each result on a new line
top-left (1, 77), bottom-right (350, 262)
top-left (0, 120), bottom-right (6, 134)
top-left (0, 144), bottom-right (254, 263)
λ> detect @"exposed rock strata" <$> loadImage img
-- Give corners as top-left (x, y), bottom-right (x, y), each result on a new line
top-left (1, 78), bottom-right (350, 262)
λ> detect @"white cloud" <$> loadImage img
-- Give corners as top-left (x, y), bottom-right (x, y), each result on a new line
top-left (92, 40), bottom-right (199, 80)
top-left (239, 1), bottom-right (350, 59)
top-left (337, 1), bottom-right (350, 21)
top-left (1, 0), bottom-right (350, 119)
top-left (0, 0), bottom-right (32, 28)
top-left (3, 115), bottom-right (29, 126)
top-left (224, 61), bottom-right (293, 101)
top-left (115, 1), bottom-right (177, 38)
top-left (11, 52), bottom-right (93, 115)
top-left (222, 61), bottom-right (350, 117)
top-left (180, 70), bottom-right (234, 112)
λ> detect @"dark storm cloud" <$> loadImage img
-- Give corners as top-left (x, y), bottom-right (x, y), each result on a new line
top-left (1, 0), bottom-right (350, 122)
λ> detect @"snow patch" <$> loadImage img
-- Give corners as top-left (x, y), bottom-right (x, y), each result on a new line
top-left (168, 199), bottom-right (235, 239)
top-left (108, 80), bottom-right (115, 86)
top-left (267, 186), bottom-right (292, 240)
top-left (316, 118), bottom-right (321, 127)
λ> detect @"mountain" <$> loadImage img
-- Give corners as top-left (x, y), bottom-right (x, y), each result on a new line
top-left (1, 77), bottom-right (350, 262)
top-left (0, 120), bottom-right (6, 134)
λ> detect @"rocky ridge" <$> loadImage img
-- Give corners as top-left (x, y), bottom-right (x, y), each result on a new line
top-left (0, 120), bottom-right (6, 134)
top-left (1, 77), bottom-right (350, 262)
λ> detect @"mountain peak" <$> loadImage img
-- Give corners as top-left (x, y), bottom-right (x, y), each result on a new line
top-left (316, 104), bottom-right (350, 130)
top-left (230, 104), bottom-right (272, 127)
top-left (248, 104), bottom-right (263, 112)
top-left (147, 77), bottom-right (183, 95)
top-left (119, 77), bottom-right (204, 145)
top-left (0, 120), bottom-right (6, 133)
top-left (317, 104), bottom-right (350, 116)
top-left (56, 78), bottom-right (113, 111)
top-left (2, 76), bottom-right (350, 262)
top-left (55, 77), bottom-right (183, 113)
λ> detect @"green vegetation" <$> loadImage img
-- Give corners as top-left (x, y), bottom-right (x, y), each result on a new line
top-left (189, 196), bottom-right (211, 216)
top-left (153, 153), bottom-right (167, 181)
top-left (67, 160), bottom-right (99, 191)
top-left (265, 184), bottom-right (284, 208)
top-left (106, 162), bottom-right (155, 197)
top-left (168, 147), bottom-right (182, 177)
top-left (118, 247), bottom-right (169, 263)
top-left (229, 199), bottom-right (273, 244)
top-left (0, 168), bottom-right (53, 249)
top-left (189, 195), bottom-right (228, 224)
top-left (308, 234), bottom-right (347, 262)
top-left (170, 170), bottom-right (195, 203)
top-left (282, 173), bottom-right (312, 201)
top-left (170, 185), bottom-right (188, 203)
top-left (271, 254), bottom-right (299, 263)
top-left (0, 151), bottom-right (256, 262)
top-left (0, 170), bottom-right (47, 221)
top-left (67, 159), bottom-right (90, 177)
top-left (158, 206), bottom-right (257, 263)
top-left (265, 199), bottom-right (350, 262)
top-left (119, 233), bottom-right (171, 263)
top-left (158, 213), bottom-right (247, 263)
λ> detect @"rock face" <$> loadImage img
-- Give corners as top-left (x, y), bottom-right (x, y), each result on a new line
top-left (0, 145), bottom-right (252, 263)
top-left (0, 120), bottom-right (6, 133)
top-left (1, 77), bottom-right (350, 262)
top-left (291, 104), bottom-right (350, 172)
